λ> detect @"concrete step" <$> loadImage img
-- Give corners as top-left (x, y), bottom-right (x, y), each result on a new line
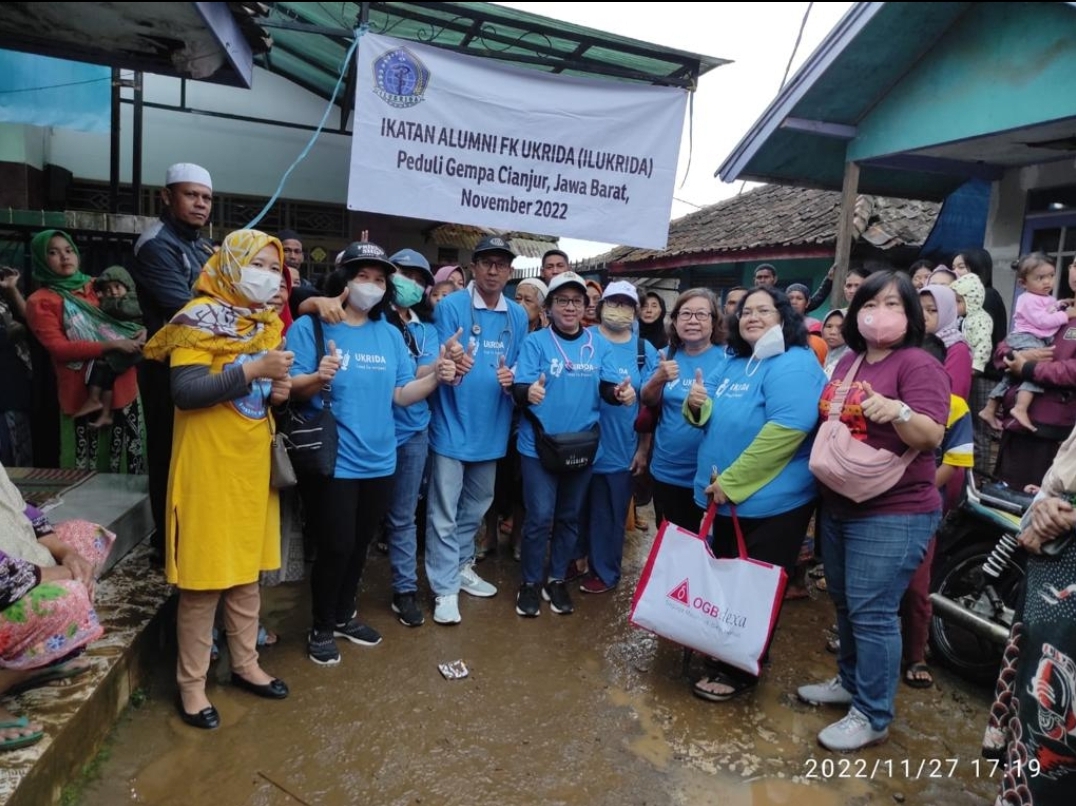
top-left (0, 543), bottom-right (172, 806)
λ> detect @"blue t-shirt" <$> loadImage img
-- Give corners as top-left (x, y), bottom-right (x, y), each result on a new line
top-left (392, 318), bottom-right (438, 445)
top-left (289, 315), bottom-right (413, 479)
top-left (648, 346), bottom-right (727, 488)
top-left (515, 326), bottom-right (620, 460)
top-left (427, 289), bottom-right (530, 461)
top-left (589, 328), bottom-right (659, 474)
top-left (692, 346), bottom-right (825, 516)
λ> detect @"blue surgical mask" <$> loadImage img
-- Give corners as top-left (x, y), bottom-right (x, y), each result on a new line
top-left (392, 275), bottom-right (424, 309)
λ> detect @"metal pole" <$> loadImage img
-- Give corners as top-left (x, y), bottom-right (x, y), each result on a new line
top-left (109, 67), bottom-right (121, 214)
top-left (132, 72), bottom-right (144, 215)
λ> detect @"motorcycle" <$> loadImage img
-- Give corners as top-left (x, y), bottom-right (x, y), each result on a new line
top-left (928, 474), bottom-right (1034, 686)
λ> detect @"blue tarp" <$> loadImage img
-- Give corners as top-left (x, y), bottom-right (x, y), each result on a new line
top-left (918, 178), bottom-right (992, 260)
top-left (0, 50), bottom-right (110, 132)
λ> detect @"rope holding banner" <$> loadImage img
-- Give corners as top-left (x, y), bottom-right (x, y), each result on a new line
top-left (245, 26), bottom-right (368, 229)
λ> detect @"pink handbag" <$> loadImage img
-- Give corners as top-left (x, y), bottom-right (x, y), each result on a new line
top-left (808, 354), bottom-right (917, 503)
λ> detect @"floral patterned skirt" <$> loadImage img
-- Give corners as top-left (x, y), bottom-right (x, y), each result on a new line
top-left (0, 519), bottom-right (113, 670)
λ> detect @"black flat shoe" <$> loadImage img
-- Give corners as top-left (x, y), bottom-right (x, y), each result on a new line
top-left (230, 673), bottom-right (289, 700)
top-left (178, 702), bottom-right (220, 730)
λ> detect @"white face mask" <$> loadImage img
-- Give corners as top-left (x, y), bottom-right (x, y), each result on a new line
top-left (746, 324), bottom-right (786, 375)
top-left (348, 281), bottom-right (385, 312)
top-left (235, 268), bottom-right (280, 306)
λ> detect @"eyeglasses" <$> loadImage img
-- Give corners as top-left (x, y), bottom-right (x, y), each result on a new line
top-left (553, 297), bottom-right (585, 308)
top-left (676, 309), bottom-right (712, 321)
top-left (477, 258), bottom-right (512, 272)
top-left (603, 300), bottom-right (633, 310)
top-left (740, 307), bottom-right (778, 319)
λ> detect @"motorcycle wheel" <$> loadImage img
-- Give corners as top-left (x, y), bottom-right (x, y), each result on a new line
top-left (928, 542), bottom-right (1023, 687)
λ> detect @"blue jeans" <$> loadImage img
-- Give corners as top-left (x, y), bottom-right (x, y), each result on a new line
top-left (520, 456), bottom-right (593, 585)
top-left (424, 453), bottom-right (497, 595)
top-left (585, 470), bottom-right (633, 586)
top-left (821, 510), bottom-right (939, 730)
top-left (385, 431), bottom-right (429, 594)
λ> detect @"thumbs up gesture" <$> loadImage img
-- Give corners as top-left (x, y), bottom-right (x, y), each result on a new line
top-left (444, 327), bottom-right (475, 376)
top-left (309, 288), bottom-right (347, 324)
top-left (687, 368), bottom-right (708, 410)
top-left (657, 349), bottom-right (679, 384)
top-left (859, 380), bottom-right (899, 424)
top-left (435, 344), bottom-right (457, 383)
top-left (614, 376), bottom-right (636, 406)
top-left (495, 354), bottom-right (514, 389)
top-left (528, 372), bottom-right (547, 405)
top-left (317, 339), bottom-right (342, 383)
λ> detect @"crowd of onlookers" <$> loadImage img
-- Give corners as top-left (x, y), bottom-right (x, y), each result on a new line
top-left (0, 162), bottom-right (1073, 800)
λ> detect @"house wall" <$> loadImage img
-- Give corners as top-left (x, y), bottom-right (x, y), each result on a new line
top-left (847, 2), bottom-right (1076, 163)
top-left (985, 160), bottom-right (1076, 313)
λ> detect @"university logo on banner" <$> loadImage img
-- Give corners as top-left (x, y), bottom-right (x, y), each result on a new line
top-left (348, 33), bottom-right (688, 249)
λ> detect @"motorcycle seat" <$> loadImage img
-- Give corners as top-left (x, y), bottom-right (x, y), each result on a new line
top-left (978, 481), bottom-right (1035, 515)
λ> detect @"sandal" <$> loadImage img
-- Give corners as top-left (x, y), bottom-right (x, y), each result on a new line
top-left (7, 658), bottom-right (92, 696)
top-left (0, 716), bottom-right (44, 752)
top-left (692, 670), bottom-right (758, 702)
top-left (257, 625), bottom-right (279, 648)
top-left (903, 662), bottom-right (934, 689)
top-left (808, 563), bottom-right (826, 580)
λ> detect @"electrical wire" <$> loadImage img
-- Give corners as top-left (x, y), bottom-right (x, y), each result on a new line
top-left (780, 2), bottom-right (813, 90)
top-left (244, 28), bottom-right (362, 229)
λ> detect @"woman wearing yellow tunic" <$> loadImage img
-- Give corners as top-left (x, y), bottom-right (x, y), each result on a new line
top-left (144, 230), bottom-right (293, 730)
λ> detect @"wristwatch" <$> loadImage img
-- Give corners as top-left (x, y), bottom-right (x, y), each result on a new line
top-left (895, 401), bottom-right (913, 423)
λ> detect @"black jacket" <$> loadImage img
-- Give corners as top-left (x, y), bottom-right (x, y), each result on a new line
top-left (131, 212), bottom-right (214, 336)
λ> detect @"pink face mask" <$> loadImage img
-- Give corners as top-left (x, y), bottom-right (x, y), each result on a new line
top-left (857, 307), bottom-right (907, 348)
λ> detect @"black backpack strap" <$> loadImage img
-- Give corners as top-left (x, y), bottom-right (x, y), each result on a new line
top-left (309, 314), bottom-right (331, 409)
top-left (637, 336), bottom-right (646, 370)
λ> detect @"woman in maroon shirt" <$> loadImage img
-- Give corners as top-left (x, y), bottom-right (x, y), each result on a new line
top-left (796, 271), bottom-right (949, 752)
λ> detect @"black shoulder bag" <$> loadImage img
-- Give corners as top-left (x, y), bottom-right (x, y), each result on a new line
top-left (282, 315), bottom-right (339, 478)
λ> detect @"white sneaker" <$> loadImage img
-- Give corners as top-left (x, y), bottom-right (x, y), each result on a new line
top-left (797, 676), bottom-right (854, 706)
top-left (433, 594), bottom-right (461, 625)
top-left (817, 707), bottom-right (889, 751)
top-left (459, 563), bottom-right (497, 598)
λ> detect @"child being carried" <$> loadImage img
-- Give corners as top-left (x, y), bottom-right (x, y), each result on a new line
top-left (73, 266), bottom-right (145, 428)
top-left (980, 253), bottom-right (1075, 432)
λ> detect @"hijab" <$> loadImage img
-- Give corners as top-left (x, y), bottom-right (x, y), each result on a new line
top-left (920, 284), bottom-right (965, 349)
top-left (144, 229), bottom-right (284, 362)
top-left (434, 265), bottom-right (465, 286)
top-left (638, 292), bottom-right (668, 350)
top-left (950, 273), bottom-right (993, 372)
top-left (30, 230), bottom-right (143, 349)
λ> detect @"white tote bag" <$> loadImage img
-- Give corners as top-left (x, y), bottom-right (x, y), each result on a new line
top-left (629, 503), bottom-right (788, 676)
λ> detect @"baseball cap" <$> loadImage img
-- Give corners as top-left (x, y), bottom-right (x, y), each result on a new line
top-left (390, 248), bottom-right (434, 285)
top-left (473, 235), bottom-right (516, 260)
top-left (601, 280), bottom-right (638, 304)
top-left (339, 241), bottom-right (396, 273)
top-left (547, 271), bottom-right (588, 297)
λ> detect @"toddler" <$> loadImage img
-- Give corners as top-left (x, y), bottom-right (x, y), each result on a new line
top-left (980, 253), bottom-right (1076, 432)
top-left (428, 280), bottom-right (457, 307)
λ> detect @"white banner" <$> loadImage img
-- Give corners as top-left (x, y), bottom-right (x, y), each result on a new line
top-left (347, 33), bottom-right (688, 250)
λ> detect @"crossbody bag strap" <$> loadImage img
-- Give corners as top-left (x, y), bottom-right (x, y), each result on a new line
top-left (310, 314), bottom-right (332, 409)
top-left (522, 405), bottom-right (545, 436)
top-left (827, 353), bottom-right (866, 421)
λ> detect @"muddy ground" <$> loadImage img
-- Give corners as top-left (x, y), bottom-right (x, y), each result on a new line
top-left (76, 511), bottom-right (999, 806)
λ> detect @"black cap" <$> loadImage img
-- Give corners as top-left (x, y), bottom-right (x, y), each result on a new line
top-left (473, 235), bottom-right (516, 260)
top-left (339, 241), bottom-right (396, 273)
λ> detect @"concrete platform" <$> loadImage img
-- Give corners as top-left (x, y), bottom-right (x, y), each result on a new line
top-left (0, 471), bottom-right (168, 805)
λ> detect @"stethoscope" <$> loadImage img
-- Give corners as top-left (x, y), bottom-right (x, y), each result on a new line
top-left (548, 327), bottom-right (595, 371)
top-left (468, 285), bottom-right (514, 354)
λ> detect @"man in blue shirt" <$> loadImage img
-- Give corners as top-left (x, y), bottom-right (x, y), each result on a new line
top-left (426, 235), bottom-right (529, 624)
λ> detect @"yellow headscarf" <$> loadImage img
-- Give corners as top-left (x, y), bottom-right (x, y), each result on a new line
top-left (144, 229), bottom-right (284, 362)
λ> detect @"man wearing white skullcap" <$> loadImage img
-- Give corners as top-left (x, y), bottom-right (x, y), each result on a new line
top-left (131, 162), bottom-right (216, 557)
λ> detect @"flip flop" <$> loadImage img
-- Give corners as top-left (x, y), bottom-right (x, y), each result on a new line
top-left (0, 717), bottom-right (45, 752)
top-left (903, 662), bottom-right (934, 689)
top-left (692, 671), bottom-right (757, 702)
top-left (7, 660), bottom-right (92, 697)
top-left (256, 625), bottom-right (279, 648)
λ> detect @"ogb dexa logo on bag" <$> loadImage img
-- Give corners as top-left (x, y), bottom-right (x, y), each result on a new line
top-left (666, 577), bottom-right (747, 632)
